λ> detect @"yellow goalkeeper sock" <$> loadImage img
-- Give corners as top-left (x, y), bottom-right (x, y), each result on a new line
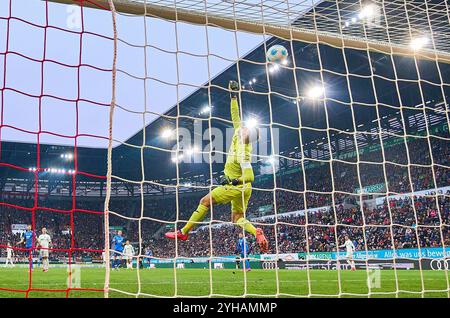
top-left (181, 204), bottom-right (209, 235)
top-left (236, 217), bottom-right (257, 236)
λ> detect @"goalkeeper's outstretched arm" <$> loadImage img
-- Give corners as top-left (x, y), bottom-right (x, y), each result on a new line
top-left (229, 80), bottom-right (241, 130)
top-left (230, 97), bottom-right (241, 130)
top-left (227, 80), bottom-right (255, 185)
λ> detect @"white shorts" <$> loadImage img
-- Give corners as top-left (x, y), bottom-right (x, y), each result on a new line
top-left (346, 252), bottom-right (353, 259)
top-left (40, 249), bottom-right (49, 258)
top-left (124, 255), bottom-right (133, 261)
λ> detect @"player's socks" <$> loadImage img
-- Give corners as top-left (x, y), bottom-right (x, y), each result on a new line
top-left (236, 217), bottom-right (257, 236)
top-left (181, 203), bottom-right (209, 235)
top-left (255, 228), bottom-right (269, 253)
top-left (29, 254), bottom-right (33, 270)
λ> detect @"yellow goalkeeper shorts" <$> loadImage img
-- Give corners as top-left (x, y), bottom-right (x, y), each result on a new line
top-left (211, 184), bottom-right (252, 214)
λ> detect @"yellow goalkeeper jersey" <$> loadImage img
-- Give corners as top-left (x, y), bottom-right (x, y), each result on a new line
top-left (223, 98), bottom-right (253, 182)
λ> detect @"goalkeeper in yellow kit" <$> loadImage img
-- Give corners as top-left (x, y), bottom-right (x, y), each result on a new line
top-left (165, 80), bottom-right (269, 253)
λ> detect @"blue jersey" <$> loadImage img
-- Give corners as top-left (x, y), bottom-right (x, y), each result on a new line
top-left (237, 237), bottom-right (249, 256)
top-left (23, 230), bottom-right (35, 249)
top-left (112, 235), bottom-right (124, 252)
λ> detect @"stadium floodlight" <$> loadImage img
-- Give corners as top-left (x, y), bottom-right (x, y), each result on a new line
top-left (161, 128), bottom-right (174, 139)
top-left (200, 105), bottom-right (211, 114)
top-left (245, 117), bottom-right (259, 129)
top-left (410, 36), bottom-right (429, 50)
top-left (269, 64), bottom-right (280, 73)
top-left (358, 4), bottom-right (377, 19)
top-left (61, 153), bottom-right (73, 160)
top-left (306, 85), bottom-right (325, 99)
top-left (186, 146), bottom-right (199, 156)
top-left (252, 78), bottom-right (256, 83)
top-left (171, 154), bottom-right (184, 163)
top-left (267, 156), bottom-right (276, 165)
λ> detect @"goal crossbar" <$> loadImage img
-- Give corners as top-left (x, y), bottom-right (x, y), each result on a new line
top-left (47, 0), bottom-right (450, 64)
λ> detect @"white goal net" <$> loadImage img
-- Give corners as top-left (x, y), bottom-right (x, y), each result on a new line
top-left (0, 0), bottom-right (449, 298)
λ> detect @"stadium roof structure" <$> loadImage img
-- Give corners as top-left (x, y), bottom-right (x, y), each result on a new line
top-left (115, 39), bottom-right (449, 183)
top-left (1, 0), bottom-right (449, 197)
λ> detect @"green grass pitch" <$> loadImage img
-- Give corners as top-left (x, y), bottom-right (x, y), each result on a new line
top-left (0, 267), bottom-right (448, 298)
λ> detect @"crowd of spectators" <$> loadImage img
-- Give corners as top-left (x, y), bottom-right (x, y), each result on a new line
top-left (148, 190), bottom-right (449, 258)
top-left (0, 138), bottom-right (448, 261)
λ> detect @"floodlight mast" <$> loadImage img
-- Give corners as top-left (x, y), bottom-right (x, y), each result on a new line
top-left (46, 0), bottom-right (450, 64)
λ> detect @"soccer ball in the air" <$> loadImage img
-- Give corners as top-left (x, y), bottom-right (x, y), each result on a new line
top-left (266, 45), bottom-right (288, 63)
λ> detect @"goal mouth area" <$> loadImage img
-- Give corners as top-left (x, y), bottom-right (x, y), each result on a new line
top-left (1, 0), bottom-right (448, 299)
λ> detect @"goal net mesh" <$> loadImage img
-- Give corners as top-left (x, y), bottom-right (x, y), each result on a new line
top-left (0, 0), bottom-right (449, 298)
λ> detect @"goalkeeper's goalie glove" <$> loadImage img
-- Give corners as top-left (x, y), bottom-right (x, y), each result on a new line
top-left (228, 80), bottom-right (240, 99)
top-left (220, 175), bottom-right (240, 186)
top-left (220, 175), bottom-right (231, 186)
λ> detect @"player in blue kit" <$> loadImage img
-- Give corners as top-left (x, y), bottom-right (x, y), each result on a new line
top-left (17, 225), bottom-right (35, 271)
top-left (236, 233), bottom-right (251, 272)
top-left (111, 230), bottom-right (125, 270)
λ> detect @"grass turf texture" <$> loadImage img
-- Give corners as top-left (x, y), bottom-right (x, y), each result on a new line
top-left (0, 268), bottom-right (448, 298)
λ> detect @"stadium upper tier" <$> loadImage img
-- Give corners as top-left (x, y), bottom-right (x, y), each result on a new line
top-left (0, 182), bottom-right (448, 258)
top-left (0, 135), bottom-right (448, 201)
